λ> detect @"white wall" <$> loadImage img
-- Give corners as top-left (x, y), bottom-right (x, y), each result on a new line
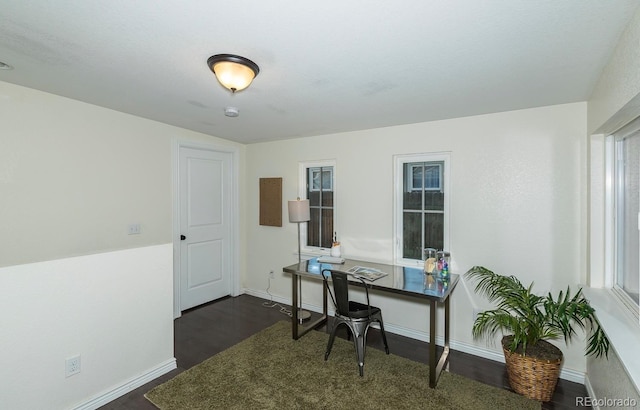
top-left (0, 81), bottom-right (245, 409)
top-left (588, 350), bottom-right (640, 407)
top-left (588, 6), bottom-right (640, 135)
top-left (0, 81), bottom-right (237, 267)
top-left (586, 6), bottom-right (640, 402)
top-left (245, 102), bottom-right (590, 377)
top-left (0, 245), bottom-right (174, 410)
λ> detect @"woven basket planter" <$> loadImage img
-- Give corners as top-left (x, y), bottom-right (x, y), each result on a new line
top-left (501, 336), bottom-right (563, 402)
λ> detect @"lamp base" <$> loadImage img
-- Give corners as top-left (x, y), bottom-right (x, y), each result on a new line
top-left (297, 309), bottom-right (312, 322)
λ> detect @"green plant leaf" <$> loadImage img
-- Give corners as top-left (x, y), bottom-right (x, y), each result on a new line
top-left (465, 266), bottom-right (609, 358)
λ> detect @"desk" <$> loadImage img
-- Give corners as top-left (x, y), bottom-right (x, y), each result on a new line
top-left (283, 257), bottom-right (459, 388)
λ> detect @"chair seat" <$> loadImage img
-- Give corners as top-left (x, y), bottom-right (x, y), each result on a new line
top-left (346, 301), bottom-right (382, 319)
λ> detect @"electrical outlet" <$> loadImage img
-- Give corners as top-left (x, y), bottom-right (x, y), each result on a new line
top-left (269, 270), bottom-right (275, 279)
top-left (127, 223), bottom-right (141, 235)
top-left (65, 355), bottom-right (81, 377)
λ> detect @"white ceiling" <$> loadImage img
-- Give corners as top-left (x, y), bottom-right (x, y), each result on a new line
top-left (1, 1), bottom-right (638, 144)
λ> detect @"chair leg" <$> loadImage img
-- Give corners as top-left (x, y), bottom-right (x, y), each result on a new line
top-left (378, 318), bottom-right (390, 354)
top-left (354, 332), bottom-right (366, 377)
top-left (325, 322), bottom-right (340, 361)
top-left (348, 321), bottom-right (369, 377)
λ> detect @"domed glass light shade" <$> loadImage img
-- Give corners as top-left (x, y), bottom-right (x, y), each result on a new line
top-left (207, 54), bottom-right (259, 93)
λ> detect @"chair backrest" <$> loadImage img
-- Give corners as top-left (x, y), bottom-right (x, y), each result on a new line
top-left (329, 270), bottom-right (351, 317)
top-left (322, 269), bottom-right (372, 318)
top-left (321, 269), bottom-right (350, 315)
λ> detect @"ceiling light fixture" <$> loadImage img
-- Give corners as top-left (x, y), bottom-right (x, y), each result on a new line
top-left (207, 54), bottom-right (259, 93)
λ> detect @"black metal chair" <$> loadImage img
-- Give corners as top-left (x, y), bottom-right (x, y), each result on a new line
top-left (321, 268), bottom-right (389, 376)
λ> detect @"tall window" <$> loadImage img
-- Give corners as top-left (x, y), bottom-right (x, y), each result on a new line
top-left (300, 161), bottom-right (335, 250)
top-left (394, 153), bottom-right (450, 264)
top-left (611, 123), bottom-right (640, 311)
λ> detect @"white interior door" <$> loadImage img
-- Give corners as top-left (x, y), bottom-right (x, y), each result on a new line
top-left (179, 146), bottom-right (232, 311)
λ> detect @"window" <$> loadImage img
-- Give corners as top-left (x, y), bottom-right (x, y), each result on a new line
top-left (300, 161), bottom-right (335, 250)
top-left (394, 153), bottom-right (450, 265)
top-left (610, 121), bottom-right (640, 312)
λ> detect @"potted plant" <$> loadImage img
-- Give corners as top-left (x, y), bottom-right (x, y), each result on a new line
top-left (465, 266), bottom-right (609, 402)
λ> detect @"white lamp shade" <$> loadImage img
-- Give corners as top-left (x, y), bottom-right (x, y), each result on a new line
top-left (288, 199), bottom-right (310, 223)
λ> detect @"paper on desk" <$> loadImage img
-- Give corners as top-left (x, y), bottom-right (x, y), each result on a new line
top-left (346, 266), bottom-right (388, 281)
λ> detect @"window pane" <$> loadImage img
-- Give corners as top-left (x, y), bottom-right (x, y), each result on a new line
top-left (616, 133), bottom-right (640, 305)
top-left (403, 212), bottom-right (422, 259)
top-left (322, 170), bottom-right (332, 190)
top-left (403, 190), bottom-right (422, 211)
top-left (322, 189), bottom-right (333, 207)
top-left (402, 212), bottom-right (444, 259)
top-left (412, 167), bottom-right (423, 190)
top-left (424, 165), bottom-right (440, 189)
top-left (321, 208), bottom-right (334, 248)
top-left (308, 190), bottom-right (321, 207)
top-left (424, 213), bottom-right (444, 250)
top-left (307, 207), bottom-right (321, 247)
top-left (424, 191), bottom-right (444, 211)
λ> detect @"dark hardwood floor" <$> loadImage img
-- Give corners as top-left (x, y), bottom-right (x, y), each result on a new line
top-left (100, 294), bottom-right (589, 409)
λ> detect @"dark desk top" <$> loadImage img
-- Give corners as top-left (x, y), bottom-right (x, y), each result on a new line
top-left (283, 257), bottom-right (459, 302)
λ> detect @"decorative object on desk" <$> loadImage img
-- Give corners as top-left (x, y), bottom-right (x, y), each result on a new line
top-left (330, 232), bottom-right (341, 257)
top-left (145, 321), bottom-right (540, 410)
top-left (436, 250), bottom-right (451, 278)
top-left (317, 256), bottom-right (345, 264)
top-left (288, 197), bottom-right (311, 321)
top-left (465, 266), bottom-right (610, 402)
top-left (424, 272), bottom-right (436, 290)
top-left (330, 243), bottom-right (341, 257)
top-left (423, 247), bottom-right (437, 274)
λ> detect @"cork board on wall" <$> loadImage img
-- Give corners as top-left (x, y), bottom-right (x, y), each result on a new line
top-left (259, 177), bottom-right (282, 227)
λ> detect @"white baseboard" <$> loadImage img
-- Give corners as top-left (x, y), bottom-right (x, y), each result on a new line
top-left (584, 376), bottom-right (599, 409)
top-left (244, 288), bottom-right (585, 384)
top-left (72, 358), bottom-right (177, 410)
top-left (246, 288), bottom-right (292, 308)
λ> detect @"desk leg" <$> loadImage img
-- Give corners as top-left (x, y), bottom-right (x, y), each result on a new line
top-left (444, 296), bottom-right (450, 365)
top-left (291, 273), bottom-right (300, 339)
top-left (290, 273), bottom-right (328, 341)
top-left (429, 297), bottom-right (451, 388)
top-left (429, 300), bottom-right (437, 387)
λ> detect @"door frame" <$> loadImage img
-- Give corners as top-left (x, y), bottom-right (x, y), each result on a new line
top-left (172, 139), bottom-right (241, 319)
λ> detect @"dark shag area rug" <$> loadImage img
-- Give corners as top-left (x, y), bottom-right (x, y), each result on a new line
top-left (145, 321), bottom-right (540, 410)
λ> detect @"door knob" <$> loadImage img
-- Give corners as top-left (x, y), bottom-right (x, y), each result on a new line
top-left (180, 235), bottom-right (186, 240)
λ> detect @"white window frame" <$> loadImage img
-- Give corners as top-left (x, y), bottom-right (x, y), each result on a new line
top-left (604, 121), bottom-right (640, 322)
top-left (393, 152), bottom-right (451, 267)
top-left (298, 159), bottom-right (336, 254)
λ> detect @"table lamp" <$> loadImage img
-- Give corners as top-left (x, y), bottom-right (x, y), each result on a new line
top-left (288, 198), bottom-right (311, 321)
